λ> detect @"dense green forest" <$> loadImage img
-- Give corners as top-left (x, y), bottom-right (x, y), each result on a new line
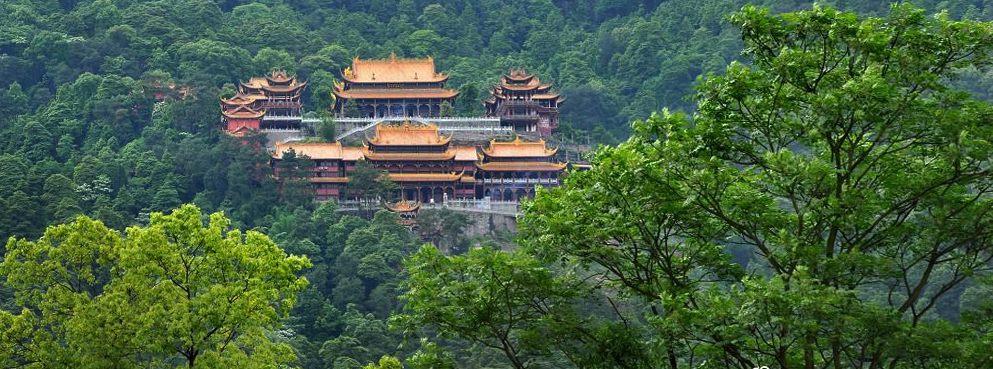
top-left (1, 0), bottom-right (992, 368)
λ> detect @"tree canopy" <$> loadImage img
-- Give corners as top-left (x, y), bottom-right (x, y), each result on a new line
top-left (0, 0), bottom-right (991, 368)
top-left (0, 204), bottom-right (311, 368)
top-left (402, 4), bottom-right (993, 369)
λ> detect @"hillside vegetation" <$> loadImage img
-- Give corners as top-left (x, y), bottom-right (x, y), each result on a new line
top-left (0, 1), bottom-right (991, 368)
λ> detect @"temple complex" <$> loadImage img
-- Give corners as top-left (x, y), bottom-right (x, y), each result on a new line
top-left (476, 137), bottom-right (565, 200)
top-left (270, 122), bottom-right (567, 203)
top-left (221, 70), bottom-right (306, 134)
top-left (484, 70), bottom-right (564, 135)
top-left (272, 141), bottom-right (362, 202)
top-left (332, 53), bottom-right (459, 118)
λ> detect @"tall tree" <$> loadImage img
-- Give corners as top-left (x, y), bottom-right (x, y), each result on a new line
top-left (343, 161), bottom-right (396, 202)
top-left (252, 47), bottom-right (296, 75)
top-left (520, 4), bottom-right (993, 369)
top-left (401, 4), bottom-right (993, 369)
top-left (275, 148), bottom-right (317, 207)
top-left (0, 205), bottom-right (311, 367)
top-left (395, 245), bottom-right (642, 369)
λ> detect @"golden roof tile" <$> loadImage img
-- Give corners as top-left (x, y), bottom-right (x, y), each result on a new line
top-left (221, 105), bottom-right (266, 118)
top-left (482, 137), bottom-right (558, 157)
top-left (344, 53), bottom-right (449, 83)
top-left (367, 122), bottom-right (451, 146)
top-left (454, 146), bottom-right (479, 161)
top-left (227, 124), bottom-right (257, 137)
top-left (273, 142), bottom-right (344, 160)
top-left (386, 199), bottom-right (421, 212)
top-left (309, 177), bottom-right (349, 183)
top-left (341, 147), bottom-right (364, 161)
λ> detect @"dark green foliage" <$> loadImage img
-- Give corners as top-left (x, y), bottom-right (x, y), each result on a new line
top-left (0, 1), bottom-right (990, 368)
top-left (399, 4), bottom-right (993, 369)
top-left (344, 161), bottom-right (398, 202)
top-left (415, 208), bottom-right (472, 252)
top-left (343, 99), bottom-right (361, 118)
top-left (318, 116), bottom-right (337, 142)
top-left (275, 148), bottom-right (317, 207)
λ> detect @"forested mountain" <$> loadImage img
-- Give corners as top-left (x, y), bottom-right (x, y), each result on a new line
top-left (1, 0), bottom-right (992, 368)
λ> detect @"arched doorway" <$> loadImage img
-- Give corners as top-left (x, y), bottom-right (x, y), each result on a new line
top-left (504, 188), bottom-right (513, 201)
top-left (433, 187), bottom-right (444, 203)
top-left (420, 187), bottom-right (432, 203)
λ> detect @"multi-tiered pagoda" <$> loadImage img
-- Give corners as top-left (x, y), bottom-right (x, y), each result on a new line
top-left (476, 137), bottom-right (565, 200)
top-left (271, 122), bottom-right (567, 203)
top-left (484, 70), bottom-right (564, 135)
top-left (332, 53), bottom-right (459, 118)
top-left (386, 200), bottom-right (421, 226)
top-left (221, 70), bottom-right (306, 134)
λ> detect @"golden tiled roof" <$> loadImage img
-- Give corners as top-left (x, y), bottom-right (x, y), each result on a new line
top-left (227, 125), bottom-right (256, 137)
top-left (240, 77), bottom-right (267, 89)
top-left (261, 83), bottom-right (306, 93)
top-left (475, 162), bottom-right (566, 171)
top-left (341, 147), bottom-right (364, 161)
top-left (362, 148), bottom-right (456, 161)
top-left (273, 142), bottom-right (344, 160)
top-left (344, 53), bottom-right (449, 83)
top-left (387, 172), bottom-right (462, 182)
top-left (499, 75), bottom-right (541, 90)
top-left (454, 146), bottom-right (479, 161)
top-left (266, 70), bottom-right (295, 84)
top-left (367, 122), bottom-right (451, 146)
top-left (222, 105), bottom-right (266, 118)
top-left (505, 70), bottom-right (534, 81)
top-left (240, 71), bottom-right (306, 90)
top-left (309, 177), bottom-right (349, 183)
top-left (482, 137), bottom-right (557, 157)
top-left (220, 93), bottom-right (266, 105)
top-left (386, 199), bottom-right (421, 212)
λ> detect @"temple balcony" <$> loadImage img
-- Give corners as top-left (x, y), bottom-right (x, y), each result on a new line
top-left (261, 101), bottom-right (302, 109)
top-left (263, 115), bottom-right (303, 121)
top-left (476, 178), bottom-right (559, 185)
top-left (501, 100), bottom-right (539, 107)
top-left (499, 113), bottom-right (539, 121)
